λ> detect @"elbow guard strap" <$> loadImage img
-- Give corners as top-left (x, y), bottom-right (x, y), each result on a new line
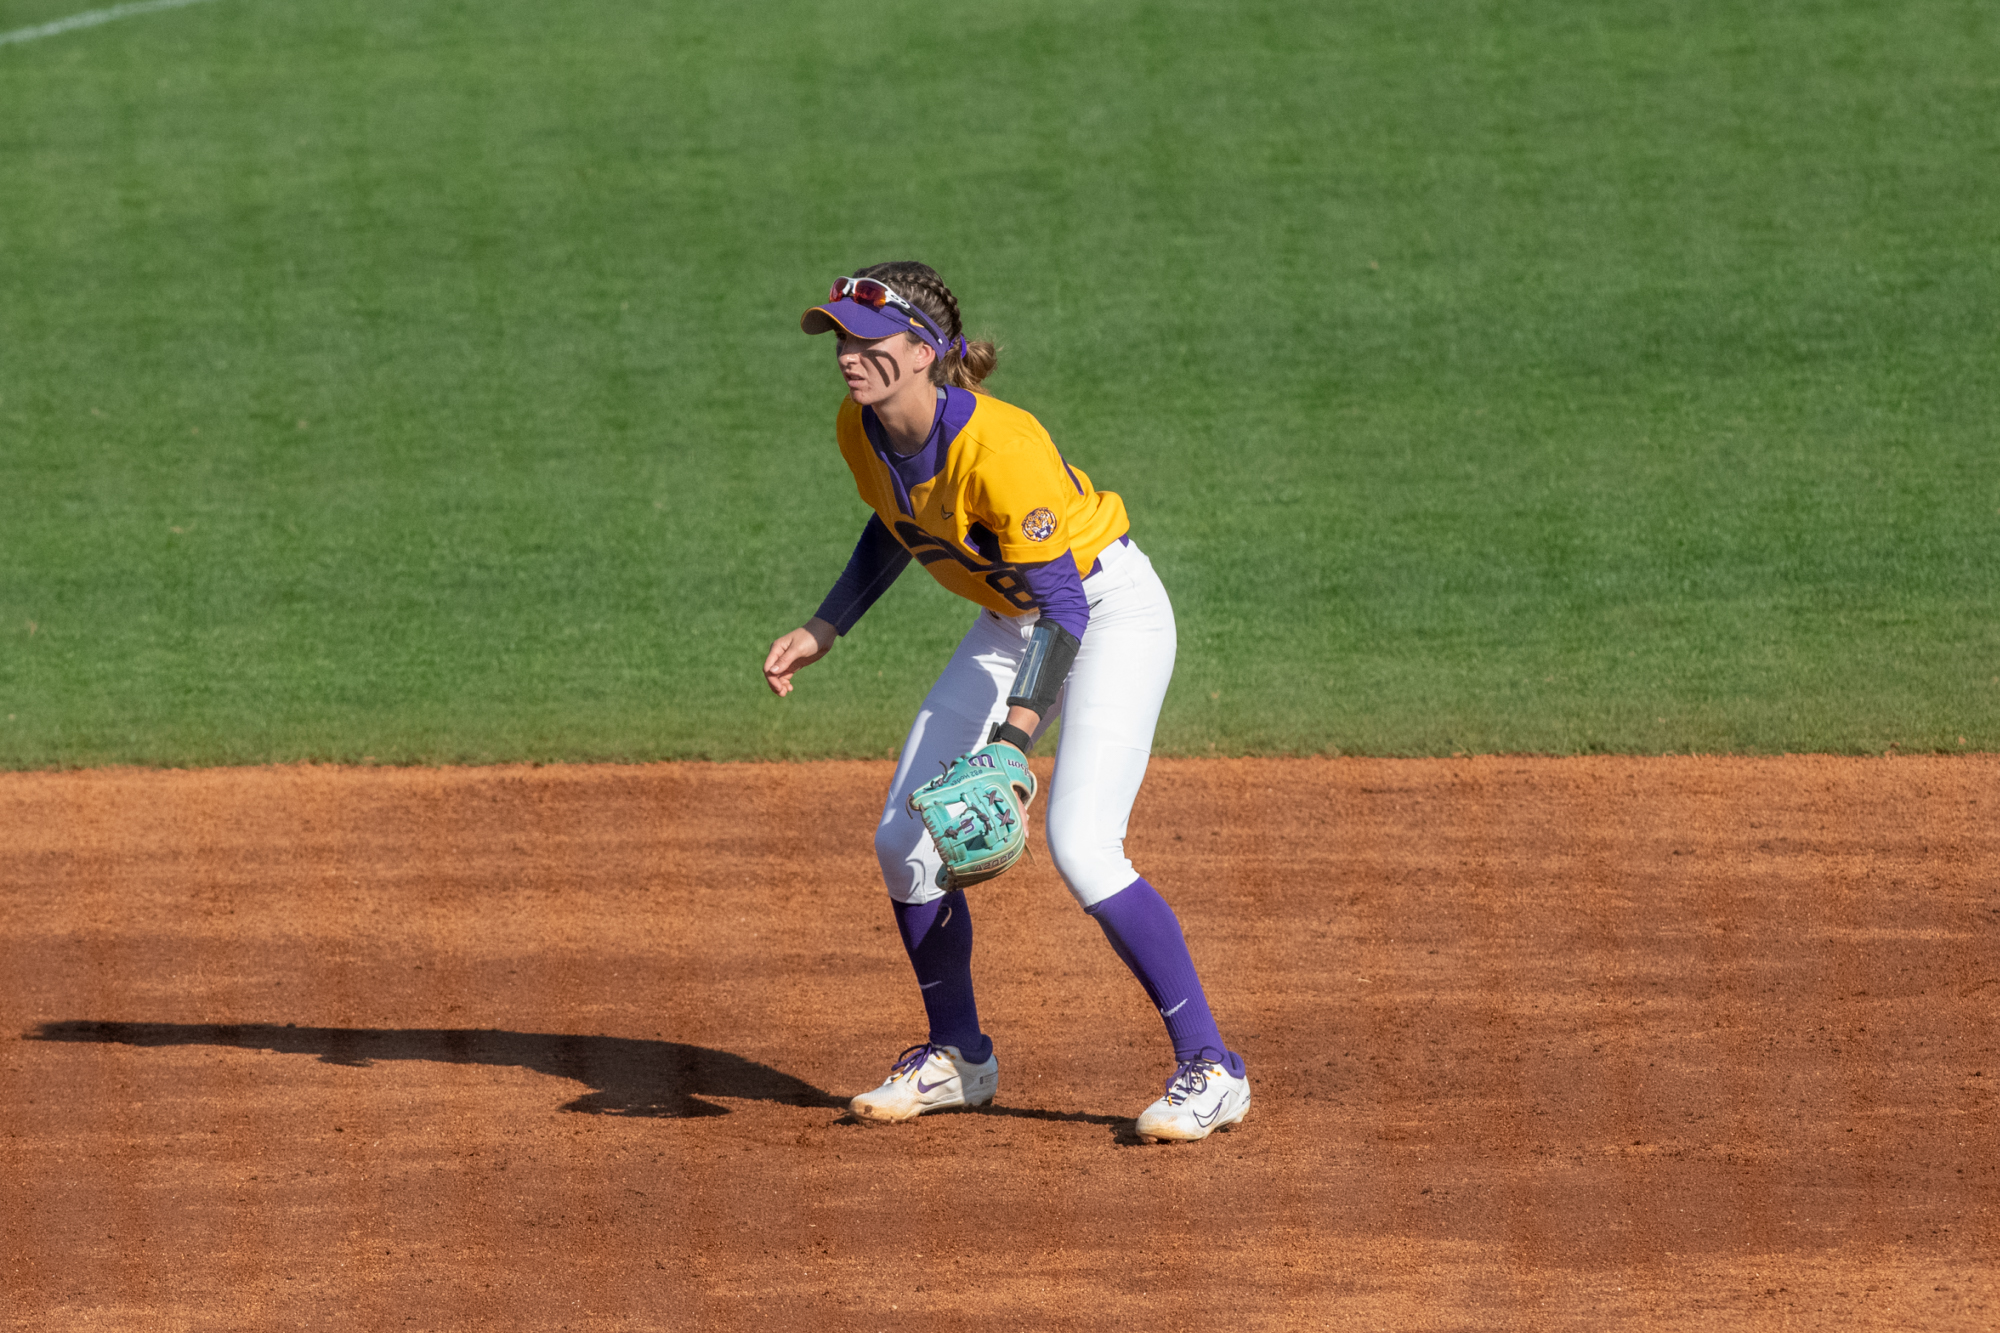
top-left (1006, 620), bottom-right (1082, 720)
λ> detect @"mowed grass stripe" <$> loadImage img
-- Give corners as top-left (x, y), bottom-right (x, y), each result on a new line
top-left (0, 0), bottom-right (1995, 766)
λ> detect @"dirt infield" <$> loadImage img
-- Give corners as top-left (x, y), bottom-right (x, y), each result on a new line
top-left (2, 757), bottom-right (1995, 1330)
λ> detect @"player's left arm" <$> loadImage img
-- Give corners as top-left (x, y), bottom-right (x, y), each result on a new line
top-left (967, 446), bottom-right (1090, 753)
top-left (990, 612), bottom-right (1082, 752)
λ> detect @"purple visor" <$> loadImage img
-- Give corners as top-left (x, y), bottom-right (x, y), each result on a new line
top-left (801, 282), bottom-right (964, 359)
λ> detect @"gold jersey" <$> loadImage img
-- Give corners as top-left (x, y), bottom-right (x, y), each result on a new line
top-left (834, 389), bottom-right (1130, 618)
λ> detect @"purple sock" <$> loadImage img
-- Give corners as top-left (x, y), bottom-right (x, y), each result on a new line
top-left (890, 892), bottom-right (991, 1064)
top-left (1087, 877), bottom-right (1244, 1076)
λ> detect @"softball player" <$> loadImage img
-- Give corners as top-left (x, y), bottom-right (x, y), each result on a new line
top-left (763, 261), bottom-right (1248, 1143)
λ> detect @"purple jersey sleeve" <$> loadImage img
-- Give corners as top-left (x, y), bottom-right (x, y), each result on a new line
top-left (1020, 555), bottom-right (1091, 642)
top-left (815, 515), bottom-right (912, 635)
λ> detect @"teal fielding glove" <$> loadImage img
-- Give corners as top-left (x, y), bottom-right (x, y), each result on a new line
top-left (908, 742), bottom-right (1039, 892)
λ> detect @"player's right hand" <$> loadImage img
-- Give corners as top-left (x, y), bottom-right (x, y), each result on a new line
top-left (763, 619), bottom-right (837, 696)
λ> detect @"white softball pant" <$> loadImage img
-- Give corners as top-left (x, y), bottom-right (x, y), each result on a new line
top-left (875, 537), bottom-right (1176, 909)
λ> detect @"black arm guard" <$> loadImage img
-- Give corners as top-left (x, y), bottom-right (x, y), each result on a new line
top-left (1006, 620), bottom-right (1082, 720)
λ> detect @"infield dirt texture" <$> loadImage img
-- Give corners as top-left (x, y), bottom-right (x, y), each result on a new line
top-left (4, 758), bottom-right (1996, 1329)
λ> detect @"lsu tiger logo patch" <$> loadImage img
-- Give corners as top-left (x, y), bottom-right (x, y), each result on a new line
top-left (1021, 507), bottom-right (1058, 542)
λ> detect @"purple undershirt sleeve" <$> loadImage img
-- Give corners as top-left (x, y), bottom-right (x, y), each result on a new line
top-left (814, 515), bottom-right (912, 635)
top-left (1019, 555), bottom-right (1091, 642)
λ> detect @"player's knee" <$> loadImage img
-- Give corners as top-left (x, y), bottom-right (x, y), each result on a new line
top-left (875, 818), bottom-right (941, 904)
top-left (1045, 817), bottom-right (1131, 909)
top-left (873, 818), bottom-right (914, 882)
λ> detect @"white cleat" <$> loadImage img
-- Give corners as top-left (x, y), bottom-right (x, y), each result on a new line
top-left (849, 1042), bottom-right (998, 1124)
top-left (1134, 1055), bottom-right (1250, 1143)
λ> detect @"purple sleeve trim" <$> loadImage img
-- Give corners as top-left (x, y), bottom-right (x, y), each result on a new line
top-left (1019, 555), bottom-right (1091, 641)
top-left (815, 515), bottom-right (912, 635)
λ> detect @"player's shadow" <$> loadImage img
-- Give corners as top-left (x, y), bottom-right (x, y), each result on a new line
top-left (29, 1020), bottom-right (844, 1119)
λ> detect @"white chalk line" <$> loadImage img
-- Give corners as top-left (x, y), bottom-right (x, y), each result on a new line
top-left (0, 0), bottom-right (219, 47)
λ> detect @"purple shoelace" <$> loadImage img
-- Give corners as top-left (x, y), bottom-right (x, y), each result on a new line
top-left (1161, 1049), bottom-right (1229, 1104)
top-left (889, 1042), bottom-right (943, 1078)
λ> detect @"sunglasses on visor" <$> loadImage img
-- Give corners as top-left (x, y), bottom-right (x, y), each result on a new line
top-left (828, 277), bottom-right (946, 335)
top-left (828, 276), bottom-right (915, 311)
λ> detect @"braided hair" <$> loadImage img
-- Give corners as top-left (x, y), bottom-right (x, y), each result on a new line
top-left (851, 261), bottom-right (1000, 393)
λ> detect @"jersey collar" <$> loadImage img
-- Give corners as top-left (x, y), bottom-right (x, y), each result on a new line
top-left (861, 387), bottom-right (976, 515)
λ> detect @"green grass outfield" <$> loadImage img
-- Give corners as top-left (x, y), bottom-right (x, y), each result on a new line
top-left (2, 0), bottom-right (1996, 766)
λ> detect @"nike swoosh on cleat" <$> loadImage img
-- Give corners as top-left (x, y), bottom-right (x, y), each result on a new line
top-left (1194, 1093), bottom-right (1234, 1128)
top-left (916, 1078), bottom-right (952, 1094)
top-left (1159, 998), bottom-right (1189, 1018)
